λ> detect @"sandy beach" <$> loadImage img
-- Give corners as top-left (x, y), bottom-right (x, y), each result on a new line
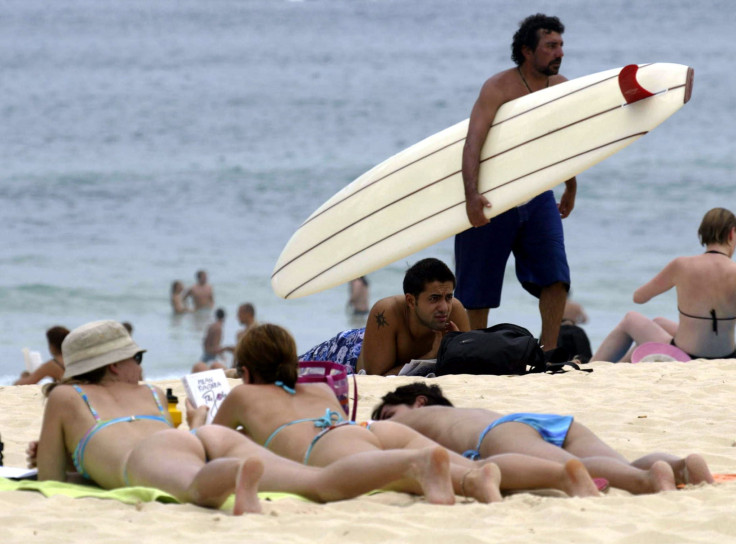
top-left (2, 360), bottom-right (736, 543)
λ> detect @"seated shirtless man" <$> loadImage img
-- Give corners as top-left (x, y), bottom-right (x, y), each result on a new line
top-left (299, 258), bottom-right (470, 375)
top-left (372, 382), bottom-right (714, 495)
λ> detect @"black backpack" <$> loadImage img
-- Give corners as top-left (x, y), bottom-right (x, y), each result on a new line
top-left (436, 323), bottom-right (547, 376)
top-left (557, 323), bottom-right (593, 363)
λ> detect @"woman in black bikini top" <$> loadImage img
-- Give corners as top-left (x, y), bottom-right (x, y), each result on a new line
top-left (592, 208), bottom-right (736, 362)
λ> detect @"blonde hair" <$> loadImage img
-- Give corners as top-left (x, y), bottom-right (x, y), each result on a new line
top-left (234, 323), bottom-right (298, 388)
top-left (698, 208), bottom-right (736, 246)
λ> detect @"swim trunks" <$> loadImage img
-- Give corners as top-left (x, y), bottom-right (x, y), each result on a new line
top-left (462, 412), bottom-right (574, 460)
top-left (298, 328), bottom-right (364, 374)
top-left (454, 191), bottom-right (570, 309)
top-left (200, 351), bottom-right (217, 363)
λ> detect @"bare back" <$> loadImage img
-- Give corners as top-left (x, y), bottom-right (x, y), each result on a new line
top-left (673, 254), bottom-right (736, 356)
top-left (38, 382), bottom-right (172, 488)
top-left (390, 406), bottom-right (503, 455)
top-left (214, 382), bottom-right (367, 463)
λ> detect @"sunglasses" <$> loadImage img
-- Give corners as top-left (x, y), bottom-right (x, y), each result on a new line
top-left (133, 352), bottom-right (144, 365)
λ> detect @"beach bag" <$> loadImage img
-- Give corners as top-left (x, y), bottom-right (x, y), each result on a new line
top-left (297, 361), bottom-right (358, 421)
top-left (557, 323), bottom-right (592, 364)
top-left (435, 323), bottom-right (547, 376)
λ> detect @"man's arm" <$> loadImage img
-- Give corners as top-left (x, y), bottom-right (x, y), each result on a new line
top-left (558, 177), bottom-right (577, 218)
top-left (359, 298), bottom-right (402, 376)
top-left (462, 79), bottom-right (505, 227)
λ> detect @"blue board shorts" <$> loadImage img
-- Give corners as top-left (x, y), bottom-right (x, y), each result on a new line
top-left (298, 328), bottom-right (364, 374)
top-left (454, 191), bottom-right (570, 309)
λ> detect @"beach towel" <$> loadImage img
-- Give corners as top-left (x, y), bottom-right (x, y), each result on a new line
top-left (0, 477), bottom-right (308, 508)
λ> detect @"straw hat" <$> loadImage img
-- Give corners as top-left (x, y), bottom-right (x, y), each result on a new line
top-left (62, 320), bottom-right (145, 379)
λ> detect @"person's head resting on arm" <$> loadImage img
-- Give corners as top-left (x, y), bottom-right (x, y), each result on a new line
top-left (371, 382), bottom-right (453, 421)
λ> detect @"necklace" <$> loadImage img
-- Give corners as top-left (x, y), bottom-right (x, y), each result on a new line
top-left (706, 249), bottom-right (730, 257)
top-left (518, 67), bottom-right (549, 94)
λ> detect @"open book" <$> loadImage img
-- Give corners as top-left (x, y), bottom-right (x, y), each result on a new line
top-left (181, 369), bottom-right (231, 425)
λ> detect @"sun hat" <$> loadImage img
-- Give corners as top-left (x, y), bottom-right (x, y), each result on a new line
top-left (62, 320), bottom-right (145, 379)
top-left (631, 342), bottom-right (691, 364)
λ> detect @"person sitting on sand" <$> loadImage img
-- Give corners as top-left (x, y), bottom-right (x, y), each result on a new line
top-left (14, 326), bottom-right (70, 385)
top-left (592, 207), bottom-right (736, 362)
top-left (212, 322), bottom-right (607, 500)
top-left (36, 320), bottom-right (507, 513)
top-left (372, 382), bottom-right (714, 495)
top-left (299, 258), bottom-right (471, 375)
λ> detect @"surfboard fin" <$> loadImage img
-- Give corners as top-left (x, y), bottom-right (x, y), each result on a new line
top-left (618, 64), bottom-right (654, 104)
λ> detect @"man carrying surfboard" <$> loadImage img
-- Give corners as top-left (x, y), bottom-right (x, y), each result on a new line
top-left (455, 13), bottom-right (576, 352)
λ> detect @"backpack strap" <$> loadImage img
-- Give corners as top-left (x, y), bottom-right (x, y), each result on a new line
top-left (544, 361), bottom-right (594, 374)
top-left (350, 373), bottom-right (358, 422)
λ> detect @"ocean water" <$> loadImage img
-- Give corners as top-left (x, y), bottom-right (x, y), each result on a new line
top-left (1, 0), bottom-right (734, 383)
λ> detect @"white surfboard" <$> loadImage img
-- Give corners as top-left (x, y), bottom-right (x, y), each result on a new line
top-left (272, 63), bottom-right (694, 299)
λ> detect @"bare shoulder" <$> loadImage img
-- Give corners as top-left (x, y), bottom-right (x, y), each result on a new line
top-left (367, 295), bottom-right (404, 326)
top-left (478, 68), bottom-right (523, 104)
top-left (549, 73), bottom-right (568, 86)
top-left (44, 384), bottom-right (80, 412)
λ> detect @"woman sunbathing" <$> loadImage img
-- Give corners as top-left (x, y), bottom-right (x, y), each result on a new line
top-left (593, 207), bottom-right (736, 362)
top-left (36, 320), bottom-right (503, 514)
top-left (371, 382), bottom-right (714, 494)
top-left (212, 323), bottom-right (605, 500)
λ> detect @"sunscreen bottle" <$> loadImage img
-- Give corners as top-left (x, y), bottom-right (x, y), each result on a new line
top-left (166, 388), bottom-right (182, 428)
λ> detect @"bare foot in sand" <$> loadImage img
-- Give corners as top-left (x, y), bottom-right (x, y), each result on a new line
top-left (409, 447), bottom-right (455, 505)
top-left (233, 458), bottom-right (264, 515)
top-left (675, 454), bottom-right (714, 486)
top-left (560, 459), bottom-right (600, 498)
top-left (648, 460), bottom-right (677, 493)
top-left (461, 463), bottom-right (503, 503)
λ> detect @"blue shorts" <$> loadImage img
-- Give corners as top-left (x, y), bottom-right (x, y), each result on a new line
top-left (454, 191), bottom-right (570, 309)
top-left (201, 352), bottom-right (217, 363)
top-left (298, 328), bottom-right (364, 374)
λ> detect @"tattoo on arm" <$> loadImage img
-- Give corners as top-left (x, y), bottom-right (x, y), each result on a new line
top-left (375, 311), bottom-right (388, 328)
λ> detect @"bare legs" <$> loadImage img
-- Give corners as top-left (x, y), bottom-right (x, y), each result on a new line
top-left (124, 429), bottom-right (263, 515)
top-left (539, 282), bottom-right (567, 351)
top-left (466, 281), bottom-right (566, 351)
top-left (194, 426), bottom-right (457, 504)
top-left (592, 311), bottom-right (673, 362)
top-left (467, 308), bottom-right (489, 330)
top-left (483, 421), bottom-right (711, 494)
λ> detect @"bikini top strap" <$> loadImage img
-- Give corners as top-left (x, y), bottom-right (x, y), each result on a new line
top-left (144, 384), bottom-right (168, 417)
top-left (72, 385), bottom-right (101, 421)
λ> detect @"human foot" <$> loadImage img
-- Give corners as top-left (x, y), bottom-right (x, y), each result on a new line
top-left (676, 454), bottom-right (714, 486)
top-left (410, 447), bottom-right (455, 505)
top-left (560, 459), bottom-right (600, 497)
top-left (233, 458), bottom-right (264, 515)
top-left (647, 460), bottom-right (677, 493)
top-left (461, 463), bottom-right (503, 503)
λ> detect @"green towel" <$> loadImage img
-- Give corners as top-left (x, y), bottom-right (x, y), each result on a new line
top-left (0, 477), bottom-right (307, 509)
